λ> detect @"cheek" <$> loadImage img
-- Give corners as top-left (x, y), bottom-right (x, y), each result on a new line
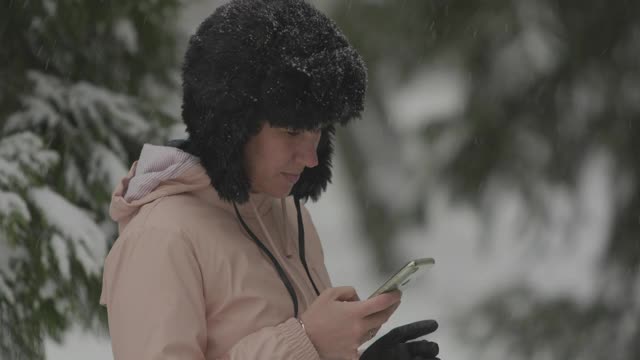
top-left (258, 151), bottom-right (288, 179)
top-left (250, 138), bottom-right (297, 181)
top-left (271, 142), bottom-right (296, 166)
top-left (272, 151), bottom-right (294, 174)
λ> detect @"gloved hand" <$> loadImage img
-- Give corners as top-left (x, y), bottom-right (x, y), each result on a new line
top-left (360, 320), bottom-right (440, 360)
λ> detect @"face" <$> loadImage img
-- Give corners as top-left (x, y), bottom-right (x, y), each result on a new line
top-left (244, 123), bottom-right (322, 198)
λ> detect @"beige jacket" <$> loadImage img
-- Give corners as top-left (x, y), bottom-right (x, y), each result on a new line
top-left (100, 144), bottom-right (332, 359)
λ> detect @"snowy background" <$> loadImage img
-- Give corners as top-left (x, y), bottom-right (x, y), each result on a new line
top-left (23, 0), bottom-right (633, 359)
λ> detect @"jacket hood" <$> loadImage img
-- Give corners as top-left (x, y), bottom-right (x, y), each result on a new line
top-left (109, 144), bottom-right (209, 232)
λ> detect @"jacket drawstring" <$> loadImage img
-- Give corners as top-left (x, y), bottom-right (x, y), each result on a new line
top-left (250, 198), bottom-right (281, 254)
top-left (233, 197), bottom-right (320, 319)
top-left (281, 198), bottom-right (290, 255)
top-left (293, 198), bottom-right (320, 295)
top-left (233, 200), bottom-right (300, 317)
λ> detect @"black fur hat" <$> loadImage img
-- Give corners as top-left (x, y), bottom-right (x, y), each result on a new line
top-left (181, 0), bottom-right (367, 203)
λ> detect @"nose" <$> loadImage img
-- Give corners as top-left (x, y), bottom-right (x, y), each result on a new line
top-left (297, 132), bottom-right (320, 168)
top-left (301, 148), bottom-right (319, 168)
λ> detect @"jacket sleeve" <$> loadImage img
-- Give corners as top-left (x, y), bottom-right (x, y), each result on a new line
top-left (102, 226), bottom-right (208, 359)
top-left (218, 318), bottom-right (319, 360)
top-left (101, 226), bottom-right (320, 360)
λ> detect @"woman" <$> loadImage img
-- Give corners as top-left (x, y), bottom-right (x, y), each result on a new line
top-left (100, 0), bottom-right (440, 359)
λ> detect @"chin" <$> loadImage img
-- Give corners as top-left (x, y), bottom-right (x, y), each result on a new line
top-left (262, 186), bottom-right (293, 198)
top-left (255, 177), bottom-right (296, 198)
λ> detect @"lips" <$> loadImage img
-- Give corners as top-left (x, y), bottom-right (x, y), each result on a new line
top-left (282, 172), bottom-right (301, 184)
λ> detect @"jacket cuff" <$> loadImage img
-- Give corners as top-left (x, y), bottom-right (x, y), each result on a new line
top-left (279, 317), bottom-right (320, 360)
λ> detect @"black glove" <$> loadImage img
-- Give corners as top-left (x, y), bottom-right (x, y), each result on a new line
top-left (360, 320), bottom-right (440, 360)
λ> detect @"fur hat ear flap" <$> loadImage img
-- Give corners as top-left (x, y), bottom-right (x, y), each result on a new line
top-left (182, 102), bottom-right (262, 204)
top-left (291, 125), bottom-right (336, 201)
top-left (199, 137), bottom-right (252, 203)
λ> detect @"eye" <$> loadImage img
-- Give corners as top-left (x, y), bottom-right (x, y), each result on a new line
top-left (285, 128), bottom-right (301, 136)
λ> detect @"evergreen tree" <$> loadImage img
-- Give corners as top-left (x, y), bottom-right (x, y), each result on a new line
top-left (0, 0), bottom-right (183, 357)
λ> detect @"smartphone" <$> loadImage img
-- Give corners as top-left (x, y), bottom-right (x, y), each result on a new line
top-left (368, 257), bottom-right (435, 299)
